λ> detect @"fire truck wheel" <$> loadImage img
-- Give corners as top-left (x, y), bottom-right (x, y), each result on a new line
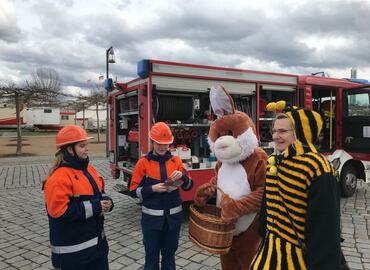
top-left (340, 164), bottom-right (357, 198)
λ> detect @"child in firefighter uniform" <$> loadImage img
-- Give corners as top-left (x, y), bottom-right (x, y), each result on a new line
top-left (130, 122), bottom-right (193, 270)
top-left (43, 125), bottom-right (113, 270)
top-left (250, 102), bottom-right (341, 270)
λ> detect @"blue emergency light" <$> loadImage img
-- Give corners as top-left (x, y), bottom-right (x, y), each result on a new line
top-left (137, 59), bottom-right (150, 78)
top-left (104, 78), bottom-right (113, 91)
top-left (348, 78), bottom-right (370, 84)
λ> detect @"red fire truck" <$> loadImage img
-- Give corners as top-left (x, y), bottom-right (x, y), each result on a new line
top-left (108, 59), bottom-right (370, 199)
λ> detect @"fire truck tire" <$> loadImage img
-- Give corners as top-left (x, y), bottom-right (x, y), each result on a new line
top-left (340, 164), bottom-right (357, 198)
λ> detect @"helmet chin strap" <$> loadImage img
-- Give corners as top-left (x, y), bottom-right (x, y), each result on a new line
top-left (72, 145), bottom-right (79, 158)
top-left (65, 143), bottom-right (79, 158)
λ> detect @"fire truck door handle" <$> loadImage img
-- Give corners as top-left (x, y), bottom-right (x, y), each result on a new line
top-left (139, 102), bottom-right (143, 120)
top-left (345, 136), bottom-right (353, 144)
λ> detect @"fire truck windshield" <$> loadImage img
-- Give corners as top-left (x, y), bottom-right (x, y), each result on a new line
top-left (346, 90), bottom-right (370, 117)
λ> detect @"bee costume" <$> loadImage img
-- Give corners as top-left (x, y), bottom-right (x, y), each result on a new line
top-left (250, 102), bottom-right (341, 270)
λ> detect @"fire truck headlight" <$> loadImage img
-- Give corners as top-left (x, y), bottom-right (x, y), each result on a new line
top-left (331, 158), bottom-right (341, 171)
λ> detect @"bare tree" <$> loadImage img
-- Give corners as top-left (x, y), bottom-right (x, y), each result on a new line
top-left (0, 68), bottom-right (73, 156)
top-left (0, 82), bottom-right (26, 155)
top-left (74, 95), bottom-right (88, 128)
top-left (25, 68), bottom-right (65, 107)
top-left (86, 83), bottom-right (106, 143)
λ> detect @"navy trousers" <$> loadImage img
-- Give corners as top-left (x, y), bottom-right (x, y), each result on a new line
top-left (59, 254), bottom-right (109, 270)
top-left (142, 221), bottom-right (181, 270)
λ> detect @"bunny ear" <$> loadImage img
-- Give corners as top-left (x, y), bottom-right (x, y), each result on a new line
top-left (210, 85), bottom-right (235, 118)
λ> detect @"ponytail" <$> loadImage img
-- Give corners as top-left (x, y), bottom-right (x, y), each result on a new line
top-left (42, 148), bottom-right (67, 190)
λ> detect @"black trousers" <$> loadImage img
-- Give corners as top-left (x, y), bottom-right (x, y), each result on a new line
top-left (142, 221), bottom-right (181, 270)
top-left (59, 254), bottom-right (109, 270)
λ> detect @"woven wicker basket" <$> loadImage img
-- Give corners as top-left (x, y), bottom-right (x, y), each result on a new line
top-left (189, 202), bottom-right (235, 255)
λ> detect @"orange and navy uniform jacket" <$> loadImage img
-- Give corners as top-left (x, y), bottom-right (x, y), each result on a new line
top-left (43, 156), bottom-right (113, 269)
top-left (129, 151), bottom-right (192, 230)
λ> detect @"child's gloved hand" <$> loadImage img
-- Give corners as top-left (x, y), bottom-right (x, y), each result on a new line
top-left (168, 170), bottom-right (183, 181)
top-left (165, 170), bottom-right (184, 187)
top-left (152, 183), bottom-right (169, 193)
top-left (100, 200), bottom-right (112, 213)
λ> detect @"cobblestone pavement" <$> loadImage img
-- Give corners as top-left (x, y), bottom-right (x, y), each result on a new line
top-left (0, 156), bottom-right (370, 269)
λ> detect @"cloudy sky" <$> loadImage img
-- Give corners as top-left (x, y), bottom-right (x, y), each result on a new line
top-left (1, 0), bottom-right (370, 93)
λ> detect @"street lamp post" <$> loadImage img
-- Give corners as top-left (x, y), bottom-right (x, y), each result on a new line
top-left (105, 46), bottom-right (115, 157)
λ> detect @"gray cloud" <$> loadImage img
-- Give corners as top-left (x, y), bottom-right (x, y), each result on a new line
top-left (1, 0), bottom-right (370, 90)
top-left (0, 3), bottom-right (22, 43)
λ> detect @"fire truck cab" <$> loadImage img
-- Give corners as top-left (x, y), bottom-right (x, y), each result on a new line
top-left (296, 76), bottom-right (370, 196)
top-left (109, 59), bottom-right (370, 199)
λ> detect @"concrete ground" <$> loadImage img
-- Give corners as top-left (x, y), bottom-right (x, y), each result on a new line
top-left (0, 156), bottom-right (369, 269)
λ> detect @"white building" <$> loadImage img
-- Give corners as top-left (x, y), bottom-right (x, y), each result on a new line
top-left (75, 105), bottom-right (107, 130)
top-left (24, 107), bottom-right (60, 127)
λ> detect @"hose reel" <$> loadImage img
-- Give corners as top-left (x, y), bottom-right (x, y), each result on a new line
top-left (154, 94), bottom-right (194, 121)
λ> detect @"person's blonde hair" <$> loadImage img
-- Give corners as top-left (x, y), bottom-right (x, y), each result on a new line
top-left (42, 149), bottom-right (67, 190)
top-left (274, 113), bottom-right (292, 123)
top-left (48, 151), bottom-right (65, 176)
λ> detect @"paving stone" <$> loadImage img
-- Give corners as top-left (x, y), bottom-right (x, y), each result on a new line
top-left (178, 248), bottom-right (199, 259)
top-left (11, 259), bottom-right (31, 269)
top-left (1, 250), bottom-right (22, 260)
top-left (4, 255), bottom-right (24, 264)
top-left (181, 261), bottom-right (204, 269)
top-left (190, 253), bottom-right (209, 263)
top-left (176, 257), bottom-right (190, 267)
top-left (109, 261), bottom-right (126, 270)
top-left (200, 266), bottom-right (217, 270)
top-left (41, 260), bottom-right (54, 269)
top-left (113, 255), bottom-right (135, 266)
top-left (30, 254), bottom-right (49, 264)
top-left (346, 256), bottom-right (363, 264)
top-left (108, 251), bottom-right (122, 260)
top-left (0, 261), bottom-right (10, 269)
top-left (348, 261), bottom-right (365, 270)
top-left (201, 256), bottom-right (220, 267)
top-left (22, 250), bottom-right (39, 260)
top-left (126, 250), bottom-right (144, 260)
top-left (123, 262), bottom-right (142, 270)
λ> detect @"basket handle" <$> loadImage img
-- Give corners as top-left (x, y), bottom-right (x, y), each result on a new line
top-left (215, 186), bottom-right (226, 196)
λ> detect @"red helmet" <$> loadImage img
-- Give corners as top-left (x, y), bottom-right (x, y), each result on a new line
top-left (150, 122), bottom-right (174, 144)
top-left (56, 125), bottom-right (93, 148)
